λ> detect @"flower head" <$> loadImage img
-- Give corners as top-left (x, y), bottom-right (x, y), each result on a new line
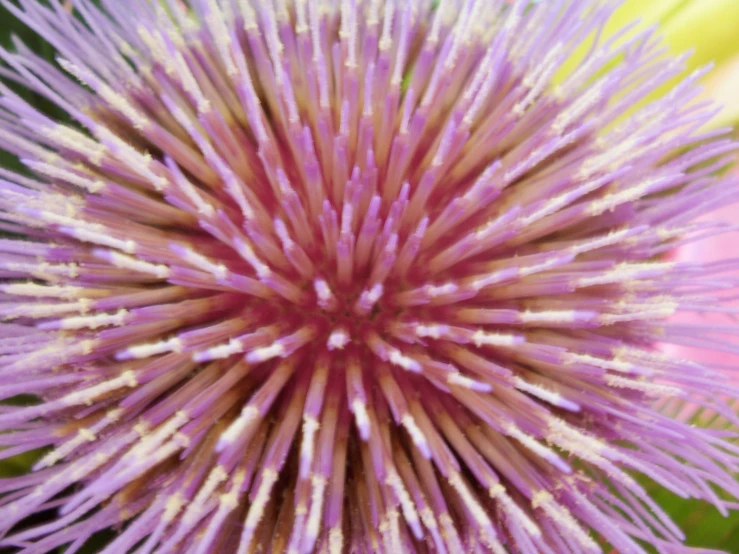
top-left (1, 1), bottom-right (739, 553)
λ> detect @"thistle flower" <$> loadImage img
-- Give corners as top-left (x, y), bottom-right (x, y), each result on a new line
top-left (1, 1), bottom-right (739, 553)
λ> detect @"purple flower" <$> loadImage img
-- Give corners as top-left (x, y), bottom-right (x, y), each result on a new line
top-left (1, 1), bottom-right (739, 552)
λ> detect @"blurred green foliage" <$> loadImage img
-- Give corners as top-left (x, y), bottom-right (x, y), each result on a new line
top-left (0, 2), bottom-right (29, 174)
top-left (650, 487), bottom-right (739, 551)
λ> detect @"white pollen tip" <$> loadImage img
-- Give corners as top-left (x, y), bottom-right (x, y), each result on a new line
top-left (327, 329), bottom-right (350, 350)
top-left (299, 418), bottom-right (319, 479)
top-left (401, 414), bottom-right (431, 459)
top-left (314, 278), bottom-right (337, 310)
top-left (416, 324), bottom-right (447, 339)
top-left (116, 337), bottom-right (180, 360)
top-left (388, 350), bottom-right (422, 373)
top-left (351, 398), bottom-right (370, 441)
top-left (448, 373), bottom-right (492, 392)
top-left (216, 406), bottom-right (258, 453)
top-left (354, 283), bottom-right (384, 314)
top-left (472, 329), bottom-right (522, 348)
top-left (194, 338), bottom-right (242, 362)
top-left (245, 343), bottom-right (286, 363)
top-left (427, 283), bottom-right (457, 297)
top-left (512, 377), bottom-right (581, 412)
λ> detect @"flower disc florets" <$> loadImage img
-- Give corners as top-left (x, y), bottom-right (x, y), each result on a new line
top-left (1, 1), bottom-right (739, 553)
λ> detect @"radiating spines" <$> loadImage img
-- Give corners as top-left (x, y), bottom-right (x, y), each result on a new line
top-left (2, 0), bottom-right (739, 553)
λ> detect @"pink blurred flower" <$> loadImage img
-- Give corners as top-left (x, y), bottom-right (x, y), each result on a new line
top-left (662, 161), bottom-right (739, 424)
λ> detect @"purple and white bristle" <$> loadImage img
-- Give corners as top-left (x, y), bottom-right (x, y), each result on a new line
top-left (1, 0), bottom-right (739, 553)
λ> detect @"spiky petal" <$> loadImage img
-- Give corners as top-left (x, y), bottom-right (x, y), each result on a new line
top-left (1, 1), bottom-right (739, 553)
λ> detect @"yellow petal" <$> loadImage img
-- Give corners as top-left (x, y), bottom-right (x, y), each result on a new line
top-left (556, 0), bottom-right (739, 129)
top-left (699, 50), bottom-right (739, 129)
top-left (604, 0), bottom-right (690, 37)
top-left (557, 0), bottom-right (739, 84)
top-left (662, 0), bottom-right (739, 74)
top-left (555, 0), bottom-right (690, 81)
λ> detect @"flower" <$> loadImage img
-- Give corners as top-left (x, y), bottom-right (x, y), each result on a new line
top-left (1, 1), bottom-right (739, 553)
